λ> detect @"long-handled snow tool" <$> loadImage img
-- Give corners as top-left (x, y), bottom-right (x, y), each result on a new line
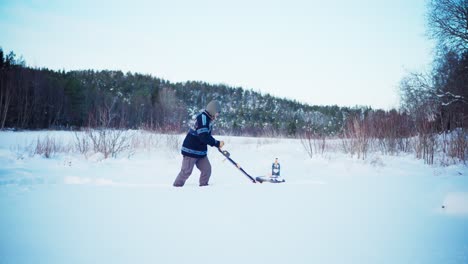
top-left (218, 148), bottom-right (256, 183)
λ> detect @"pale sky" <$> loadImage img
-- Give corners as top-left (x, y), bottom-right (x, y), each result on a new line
top-left (0, 0), bottom-right (433, 109)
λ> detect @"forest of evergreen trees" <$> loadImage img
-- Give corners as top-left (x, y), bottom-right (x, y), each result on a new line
top-left (0, 1), bottom-right (466, 140)
top-left (0, 49), bottom-right (379, 136)
top-left (0, 43), bottom-right (466, 140)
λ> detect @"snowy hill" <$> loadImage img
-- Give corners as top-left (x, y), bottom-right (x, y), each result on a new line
top-left (1, 131), bottom-right (468, 264)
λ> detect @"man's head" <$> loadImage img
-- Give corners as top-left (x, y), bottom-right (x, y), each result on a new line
top-left (206, 100), bottom-right (221, 119)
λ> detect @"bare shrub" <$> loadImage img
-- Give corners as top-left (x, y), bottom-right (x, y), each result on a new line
top-left (256, 136), bottom-right (280, 148)
top-left (299, 129), bottom-right (327, 158)
top-left (260, 124), bottom-right (282, 139)
top-left (300, 130), bottom-right (314, 159)
top-left (440, 129), bottom-right (468, 165)
top-left (314, 134), bottom-right (327, 155)
top-left (165, 133), bottom-right (181, 152)
top-left (397, 137), bottom-right (413, 153)
top-left (10, 144), bottom-right (28, 160)
top-left (130, 130), bottom-right (162, 152)
top-left (341, 117), bottom-right (371, 160)
top-left (415, 133), bottom-right (437, 165)
top-left (74, 131), bottom-right (90, 155)
top-left (448, 129), bottom-right (467, 163)
top-left (86, 129), bottom-right (132, 159)
top-left (32, 135), bottom-right (71, 158)
top-left (413, 119), bottom-right (437, 165)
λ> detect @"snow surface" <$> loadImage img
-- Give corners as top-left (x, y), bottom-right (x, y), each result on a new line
top-left (1, 131), bottom-right (468, 264)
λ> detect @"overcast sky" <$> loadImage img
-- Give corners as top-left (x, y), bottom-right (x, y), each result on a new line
top-left (1, 0), bottom-right (433, 109)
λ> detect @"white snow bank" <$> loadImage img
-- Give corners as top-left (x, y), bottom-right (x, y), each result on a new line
top-left (1, 131), bottom-right (468, 264)
top-left (441, 192), bottom-right (468, 216)
top-left (63, 176), bottom-right (116, 186)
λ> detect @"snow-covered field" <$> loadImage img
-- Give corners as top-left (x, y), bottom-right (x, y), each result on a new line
top-left (1, 131), bottom-right (468, 264)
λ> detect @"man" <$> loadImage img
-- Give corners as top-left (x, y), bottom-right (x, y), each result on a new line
top-left (173, 100), bottom-right (225, 187)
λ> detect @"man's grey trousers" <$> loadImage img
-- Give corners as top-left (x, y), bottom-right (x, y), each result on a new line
top-left (173, 156), bottom-right (212, 187)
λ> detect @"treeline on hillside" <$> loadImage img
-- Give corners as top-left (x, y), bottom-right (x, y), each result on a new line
top-left (0, 55), bottom-right (181, 132)
top-left (0, 50), bottom-right (374, 136)
top-left (399, 0), bottom-right (468, 133)
top-left (0, 46), bottom-right (466, 140)
top-left (333, 0), bottom-right (467, 164)
top-left (0, 1), bottom-right (466, 141)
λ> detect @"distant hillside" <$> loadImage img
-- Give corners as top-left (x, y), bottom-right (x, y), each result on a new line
top-left (0, 51), bottom-right (376, 136)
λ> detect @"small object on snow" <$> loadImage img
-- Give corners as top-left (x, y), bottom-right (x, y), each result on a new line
top-left (442, 205), bottom-right (445, 209)
top-left (257, 158), bottom-right (285, 183)
top-left (272, 158), bottom-right (280, 177)
top-left (256, 176), bottom-right (285, 184)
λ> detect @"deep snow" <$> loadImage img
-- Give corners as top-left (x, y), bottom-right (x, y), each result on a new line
top-left (1, 131), bottom-right (467, 264)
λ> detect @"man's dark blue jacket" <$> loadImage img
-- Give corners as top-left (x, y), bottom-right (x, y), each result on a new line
top-left (181, 111), bottom-right (221, 158)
